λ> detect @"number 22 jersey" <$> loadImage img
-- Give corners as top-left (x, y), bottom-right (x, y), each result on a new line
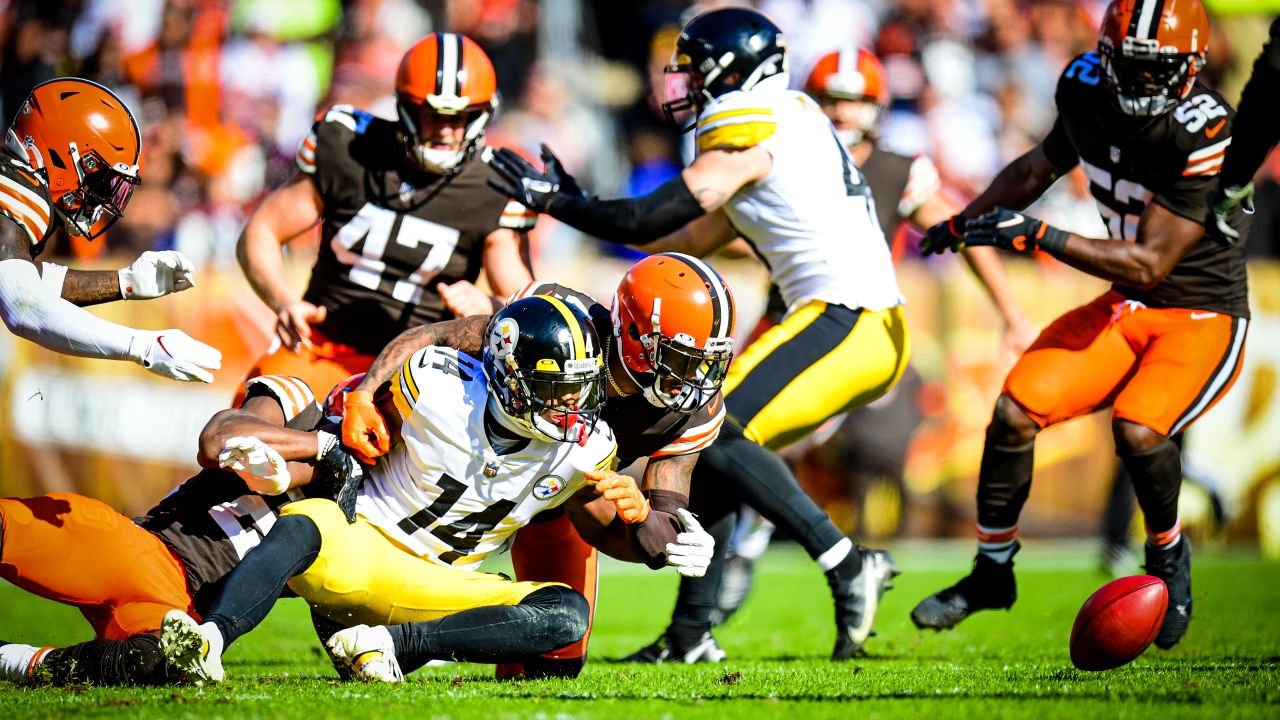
top-left (1043, 52), bottom-right (1249, 318)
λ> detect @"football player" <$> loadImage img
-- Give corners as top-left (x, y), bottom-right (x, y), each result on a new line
top-left (0, 374), bottom-right (358, 685)
top-left (160, 296), bottom-right (713, 684)
top-left (914, 0), bottom-right (1248, 650)
top-left (0, 77), bottom-right (220, 381)
top-left (236, 33), bottom-right (536, 399)
top-left (341, 252), bottom-right (737, 673)
top-left (488, 7), bottom-right (903, 660)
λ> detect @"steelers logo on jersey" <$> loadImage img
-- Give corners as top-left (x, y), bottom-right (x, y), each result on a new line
top-left (533, 475), bottom-right (566, 500)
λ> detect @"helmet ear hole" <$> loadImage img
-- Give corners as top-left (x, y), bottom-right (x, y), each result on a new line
top-left (47, 148), bottom-right (67, 170)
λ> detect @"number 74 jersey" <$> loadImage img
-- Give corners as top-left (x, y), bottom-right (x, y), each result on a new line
top-left (356, 346), bottom-right (617, 569)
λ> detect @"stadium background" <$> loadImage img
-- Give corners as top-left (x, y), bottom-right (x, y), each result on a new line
top-left (0, 0), bottom-right (1277, 557)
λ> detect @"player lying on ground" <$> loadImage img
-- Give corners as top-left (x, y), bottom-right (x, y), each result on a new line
top-left (341, 254), bottom-right (738, 672)
top-left (487, 7), bottom-right (901, 661)
top-left (0, 77), bottom-right (219, 381)
top-left (915, 0), bottom-right (1249, 650)
top-left (0, 375), bottom-right (358, 685)
top-left (160, 296), bottom-right (714, 684)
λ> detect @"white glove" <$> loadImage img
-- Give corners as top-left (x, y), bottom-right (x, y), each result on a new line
top-left (118, 251), bottom-right (196, 300)
top-left (666, 508), bottom-right (715, 578)
top-left (126, 329), bottom-right (222, 382)
top-left (218, 436), bottom-right (292, 495)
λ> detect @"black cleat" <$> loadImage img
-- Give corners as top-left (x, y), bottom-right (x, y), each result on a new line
top-left (911, 545), bottom-right (1018, 631)
top-left (613, 625), bottom-right (727, 664)
top-left (1145, 537), bottom-right (1192, 649)
top-left (829, 547), bottom-right (901, 659)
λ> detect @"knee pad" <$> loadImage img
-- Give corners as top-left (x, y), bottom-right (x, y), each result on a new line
top-left (521, 585), bottom-right (590, 648)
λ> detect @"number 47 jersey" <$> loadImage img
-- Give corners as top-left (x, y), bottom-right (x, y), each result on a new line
top-left (356, 346), bottom-right (617, 569)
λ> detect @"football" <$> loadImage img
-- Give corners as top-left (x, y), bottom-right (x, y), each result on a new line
top-left (1070, 575), bottom-right (1169, 671)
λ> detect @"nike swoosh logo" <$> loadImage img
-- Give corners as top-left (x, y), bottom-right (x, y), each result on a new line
top-left (157, 335), bottom-right (172, 356)
top-left (998, 213), bottom-right (1025, 228)
top-left (1205, 119), bottom-right (1226, 139)
top-left (1189, 312), bottom-right (1218, 320)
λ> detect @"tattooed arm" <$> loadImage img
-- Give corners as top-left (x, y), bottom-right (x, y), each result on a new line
top-left (58, 268), bottom-right (122, 306)
top-left (352, 315), bottom-right (490, 395)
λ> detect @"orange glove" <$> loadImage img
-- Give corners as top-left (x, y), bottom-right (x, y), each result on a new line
top-left (586, 469), bottom-right (651, 524)
top-left (341, 390), bottom-right (389, 464)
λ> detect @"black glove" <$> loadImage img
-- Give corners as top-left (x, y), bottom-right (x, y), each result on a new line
top-left (1207, 182), bottom-right (1254, 245)
top-left (485, 144), bottom-right (585, 213)
top-left (921, 215), bottom-right (968, 256)
top-left (964, 207), bottom-right (1068, 255)
top-left (313, 432), bottom-right (366, 523)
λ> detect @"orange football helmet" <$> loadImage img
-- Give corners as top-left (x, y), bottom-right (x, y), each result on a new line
top-left (1098, 0), bottom-right (1209, 117)
top-left (805, 48), bottom-right (889, 146)
top-left (612, 253), bottom-right (735, 414)
top-left (4, 77), bottom-right (140, 239)
top-left (396, 33), bottom-right (499, 174)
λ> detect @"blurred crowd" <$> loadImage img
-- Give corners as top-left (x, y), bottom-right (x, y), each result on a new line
top-left (2, 0), bottom-right (1275, 269)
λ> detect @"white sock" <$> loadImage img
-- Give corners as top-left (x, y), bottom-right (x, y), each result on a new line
top-left (816, 537), bottom-right (853, 572)
top-left (0, 643), bottom-right (42, 684)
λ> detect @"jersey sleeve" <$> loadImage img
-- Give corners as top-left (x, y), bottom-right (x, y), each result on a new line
top-left (294, 104), bottom-right (375, 196)
top-left (1155, 91), bottom-right (1236, 222)
top-left (898, 155), bottom-right (941, 219)
top-left (650, 395), bottom-right (726, 458)
top-left (243, 375), bottom-right (318, 422)
top-left (694, 91), bottom-right (779, 154)
top-left (0, 164), bottom-right (52, 247)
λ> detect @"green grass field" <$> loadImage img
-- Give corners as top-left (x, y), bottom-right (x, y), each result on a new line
top-left (1, 541), bottom-right (1277, 719)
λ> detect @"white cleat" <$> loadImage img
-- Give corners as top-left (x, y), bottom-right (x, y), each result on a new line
top-left (160, 610), bottom-right (225, 684)
top-left (326, 625), bottom-right (403, 683)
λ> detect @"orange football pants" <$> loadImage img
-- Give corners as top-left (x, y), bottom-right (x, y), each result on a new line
top-left (1005, 291), bottom-right (1248, 436)
top-left (0, 493), bottom-right (194, 640)
top-left (234, 327), bottom-right (377, 405)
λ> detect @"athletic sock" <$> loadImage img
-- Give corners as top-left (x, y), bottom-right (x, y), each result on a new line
top-left (0, 643), bottom-right (46, 685)
top-left (1146, 517), bottom-right (1183, 550)
top-left (977, 524), bottom-right (1019, 564)
top-left (818, 537), bottom-right (856, 574)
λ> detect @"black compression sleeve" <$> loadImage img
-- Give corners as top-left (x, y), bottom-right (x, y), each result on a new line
top-left (545, 174), bottom-right (705, 245)
top-left (1220, 17), bottom-right (1280, 188)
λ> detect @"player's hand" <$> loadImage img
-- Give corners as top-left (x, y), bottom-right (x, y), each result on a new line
top-left (218, 436), bottom-right (291, 495)
top-left (964, 207), bottom-right (1068, 255)
top-left (920, 215), bottom-right (967, 256)
top-left (127, 329), bottom-right (222, 382)
top-left (1208, 182), bottom-right (1254, 244)
top-left (438, 280), bottom-right (497, 317)
top-left (585, 469), bottom-right (650, 524)
top-left (341, 390), bottom-right (390, 464)
top-left (315, 430), bottom-right (365, 523)
top-left (486, 144), bottom-right (584, 213)
top-left (1000, 316), bottom-right (1039, 366)
top-left (275, 300), bottom-right (328, 352)
top-left (666, 508), bottom-right (715, 578)
top-left (118, 250), bottom-right (196, 299)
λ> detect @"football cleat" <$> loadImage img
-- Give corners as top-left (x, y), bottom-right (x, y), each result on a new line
top-left (829, 547), bottom-right (901, 659)
top-left (326, 625), bottom-right (404, 683)
top-left (710, 554), bottom-right (756, 627)
top-left (160, 610), bottom-right (224, 684)
top-left (615, 627), bottom-right (727, 664)
top-left (911, 546), bottom-right (1018, 631)
top-left (1145, 537), bottom-right (1193, 649)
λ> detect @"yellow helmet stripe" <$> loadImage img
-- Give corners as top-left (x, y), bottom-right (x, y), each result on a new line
top-left (539, 295), bottom-right (588, 360)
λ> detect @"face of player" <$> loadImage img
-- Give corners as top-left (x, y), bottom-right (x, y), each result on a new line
top-left (818, 96), bottom-right (878, 147)
top-left (408, 106), bottom-right (486, 151)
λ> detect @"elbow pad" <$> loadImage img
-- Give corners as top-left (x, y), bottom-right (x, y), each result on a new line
top-left (548, 176), bottom-right (705, 245)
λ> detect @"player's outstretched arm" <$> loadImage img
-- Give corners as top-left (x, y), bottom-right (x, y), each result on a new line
top-left (50, 251), bottom-right (198, 306)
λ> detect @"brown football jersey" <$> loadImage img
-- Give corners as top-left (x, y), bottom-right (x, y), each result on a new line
top-left (296, 105), bottom-right (536, 354)
top-left (0, 152), bottom-right (55, 255)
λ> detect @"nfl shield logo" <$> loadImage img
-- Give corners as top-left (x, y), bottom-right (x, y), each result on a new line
top-left (483, 460), bottom-right (500, 478)
top-left (1109, 146), bottom-right (1121, 164)
top-left (399, 181), bottom-right (415, 202)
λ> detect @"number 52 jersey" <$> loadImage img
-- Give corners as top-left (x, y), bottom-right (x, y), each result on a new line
top-left (356, 346), bottom-right (617, 569)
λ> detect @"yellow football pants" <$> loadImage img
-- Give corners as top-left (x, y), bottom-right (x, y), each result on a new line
top-left (280, 499), bottom-right (560, 627)
top-left (723, 301), bottom-right (910, 450)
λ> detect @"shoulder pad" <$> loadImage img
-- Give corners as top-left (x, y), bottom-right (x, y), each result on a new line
top-left (243, 375), bottom-right (317, 422)
top-left (1058, 52), bottom-right (1105, 94)
top-left (389, 346), bottom-right (481, 419)
top-left (1170, 89), bottom-right (1235, 178)
top-left (695, 90), bottom-right (778, 153)
top-left (0, 161), bottom-right (52, 246)
top-left (297, 105), bottom-right (379, 175)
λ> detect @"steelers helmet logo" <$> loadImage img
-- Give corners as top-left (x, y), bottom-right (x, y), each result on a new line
top-left (491, 317), bottom-right (519, 359)
top-left (533, 475), bottom-right (566, 500)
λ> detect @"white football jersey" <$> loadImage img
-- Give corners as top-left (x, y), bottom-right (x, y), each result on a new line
top-left (356, 346), bottom-right (617, 570)
top-left (696, 85), bottom-right (904, 314)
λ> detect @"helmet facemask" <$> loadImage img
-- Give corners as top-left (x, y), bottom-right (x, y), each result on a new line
top-left (1099, 37), bottom-right (1201, 118)
top-left (641, 331), bottom-right (733, 414)
top-left (58, 143), bottom-right (138, 239)
top-left (493, 356), bottom-right (605, 443)
top-left (396, 95), bottom-right (495, 175)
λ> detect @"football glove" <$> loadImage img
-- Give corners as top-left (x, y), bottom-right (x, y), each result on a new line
top-left (586, 469), bottom-right (650, 524)
top-left (341, 390), bottom-right (390, 464)
top-left (666, 509), bottom-right (715, 578)
top-left (486, 144), bottom-right (585, 213)
top-left (920, 215), bottom-right (968, 256)
top-left (1208, 182), bottom-right (1254, 244)
top-left (218, 436), bottom-right (291, 495)
top-left (126, 330), bottom-right (222, 383)
top-left (314, 430), bottom-right (365, 523)
top-left (964, 207), bottom-right (1068, 255)
top-left (118, 251), bottom-right (196, 300)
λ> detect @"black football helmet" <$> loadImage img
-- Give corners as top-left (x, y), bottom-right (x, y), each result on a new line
top-left (662, 7), bottom-right (788, 131)
top-left (483, 295), bottom-right (606, 443)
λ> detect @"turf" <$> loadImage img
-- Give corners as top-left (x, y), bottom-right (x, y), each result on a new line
top-left (1, 541), bottom-right (1276, 719)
